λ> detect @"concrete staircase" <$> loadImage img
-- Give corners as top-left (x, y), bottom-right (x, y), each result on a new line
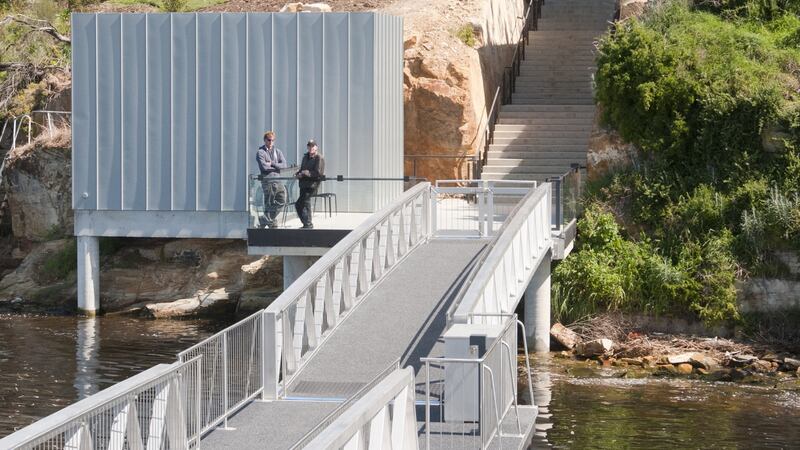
top-left (482, 0), bottom-right (616, 182)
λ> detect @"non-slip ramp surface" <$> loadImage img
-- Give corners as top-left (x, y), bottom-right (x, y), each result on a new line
top-left (200, 239), bottom-right (487, 449)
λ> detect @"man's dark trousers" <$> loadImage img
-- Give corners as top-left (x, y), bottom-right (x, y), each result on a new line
top-left (295, 186), bottom-right (315, 227)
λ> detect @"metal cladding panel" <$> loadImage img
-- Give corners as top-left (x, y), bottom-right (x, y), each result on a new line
top-left (298, 13), bottom-right (323, 155)
top-left (122, 14), bottom-right (147, 211)
top-left (273, 14), bottom-right (299, 164)
top-left (96, 15), bottom-right (122, 210)
top-left (72, 12), bottom-right (403, 231)
top-left (222, 14), bottom-right (247, 211)
top-left (246, 14), bottom-right (272, 179)
top-left (71, 14), bottom-right (96, 210)
top-left (349, 13), bottom-right (374, 211)
top-left (171, 13), bottom-right (197, 211)
top-left (146, 14), bottom-right (172, 210)
top-left (196, 14), bottom-right (222, 211)
top-left (322, 14), bottom-right (349, 208)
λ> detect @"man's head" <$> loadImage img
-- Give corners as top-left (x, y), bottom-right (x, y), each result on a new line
top-left (307, 139), bottom-right (318, 156)
top-left (264, 131), bottom-right (276, 149)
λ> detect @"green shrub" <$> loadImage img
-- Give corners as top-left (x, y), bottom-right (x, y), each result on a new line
top-left (454, 25), bottom-right (477, 47)
top-left (41, 239), bottom-right (77, 281)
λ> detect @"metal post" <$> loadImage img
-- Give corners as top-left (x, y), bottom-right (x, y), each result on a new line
top-left (196, 357), bottom-right (202, 447)
top-left (222, 332), bottom-right (229, 429)
top-left (425, 360), bottom-right (430, 450)
top-left (77, 236), bottom-right (100, 316)
top-left (524, 251), bottom-right (551, 352)
top-left (261, 311), bottom-right (278, 401)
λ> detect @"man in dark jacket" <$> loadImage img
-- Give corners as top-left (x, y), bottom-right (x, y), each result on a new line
top-left (256, 131), bottom-right (288, 228)
top-left (295, 139), bottom-right (325, 229)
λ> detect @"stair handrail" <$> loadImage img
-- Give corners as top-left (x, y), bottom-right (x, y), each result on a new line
top-left (478, 0), bottom-right (543, 176)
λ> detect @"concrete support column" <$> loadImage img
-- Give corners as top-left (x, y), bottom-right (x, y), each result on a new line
top-left (524, 250), bottom-right (551, 352)
top-left (77, 236), bottom-right (100, 316)
top-left (283, 255), bottom-right (318, 290)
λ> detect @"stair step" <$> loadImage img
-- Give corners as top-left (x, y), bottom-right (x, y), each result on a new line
top-left (490, 142), bottom-right (587, 149)
top-left (482, 166), bottom-right (578, 175)
top-left (487, 151), bottom-right (587, 160)
top-left (486, 158), bottom-right (586, 167)
top-left (498, 112), bottom-right (594, 119)
top-left (497, 116), bottom-right (593, 123)
top-left (512, 99), bottom-right (594, 105)
top-left (493, 136), bottom-right (589, 145)
top-left (493, 131), bottom-right (591, 140)
top-left (494, 124), bottom-right (592, 131)
top-left (501, 104), bottom-right (595, 111)
top-left (482, 172), bottom-right (565, 181)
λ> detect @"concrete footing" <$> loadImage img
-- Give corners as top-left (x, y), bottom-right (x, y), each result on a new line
top-left (77, 235), bottom-right (100, 316)
top-left (524, 250), bottom-right (551, 352)
top-left (283, 255), bottom-right (319, 290)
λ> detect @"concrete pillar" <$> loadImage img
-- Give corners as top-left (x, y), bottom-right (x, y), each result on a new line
top-left (283, 255), bottom-right (318, 290)
top-left (77, 236), bottom-right (100, 316)
top-left (524, 250), bottom-right (551, 352)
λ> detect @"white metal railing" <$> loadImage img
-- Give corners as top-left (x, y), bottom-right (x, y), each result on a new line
top-left (0, 357), bottom-right (202, 450)
top-left (178, 312), bottom-right (263, 433)
top-left (31, 110), bottom-right (72, 137)
top-left (421, 315), bottom-right (531, 450)
top-left (263, 182), bottom-right (431, 399)
top-left (451, 183), bottom-right (551, 323)
top-left (0, 114), bottom-right (32, 151)
top-left (305, 367), bottom-right (419, 449)
top-left (431, 180), bottom-right (535, 238)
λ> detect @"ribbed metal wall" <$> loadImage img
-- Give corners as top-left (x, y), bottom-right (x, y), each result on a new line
top-left (72, 12), bottom-right (403, 214)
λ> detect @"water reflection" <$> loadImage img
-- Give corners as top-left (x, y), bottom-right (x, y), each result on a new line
top-left (0, 314), bottom-right (231, 437)
top-left (525, 356), bottom-right (800, 449)
top-left (75, 319), bottom-right (99, 399)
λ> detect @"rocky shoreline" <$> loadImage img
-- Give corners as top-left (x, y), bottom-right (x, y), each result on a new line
top-left (545, 316), bottom-right (800, 384)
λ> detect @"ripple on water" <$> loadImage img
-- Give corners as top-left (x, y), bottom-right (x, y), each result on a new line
top-left (0, 314), bottom-right (232, 438)
top-left (527, 358), bottom-right (800, 449)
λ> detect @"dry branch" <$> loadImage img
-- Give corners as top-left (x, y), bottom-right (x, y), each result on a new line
top-left (0, 15), bottom-right (71, 44)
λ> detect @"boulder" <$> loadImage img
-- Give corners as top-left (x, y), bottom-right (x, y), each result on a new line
top-left (689, 353), bottom-right (720, 371)
top-left (676, 363), bottom-right (693, 375)
top-left (304, 2), bottom-right (332, 12)
top-left (575, 338), bottom-right (614, 357)
top-left (143, 288), bottom-right (234, 318)
top-left (667, 353), bottom-right (693, 365)
top-left (782, 358), bottom-right (800, 372)
top-left (618, 0), bottom-right (648, 20)
top-left (550, 323), bottom-right (579, 350)
top-left (749, 360), bottom-right (774, 373)
top-left (642, 356), bottom-right (657, 368)
top-left (279, 2), bottom-right (303, 11)
top-left (619, 357), bottom-right (643, 367)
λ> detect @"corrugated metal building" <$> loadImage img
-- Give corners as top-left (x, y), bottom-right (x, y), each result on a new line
top-left (70, 12), bottom-right (404, 313)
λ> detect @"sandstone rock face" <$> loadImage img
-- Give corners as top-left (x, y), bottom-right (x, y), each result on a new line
top-left (587, 107), bottom-right (638, 182)
top-left (2, 130), bottom-right (72, 241)
top-left (389, 0), bottom-right (527, 180)
top-left (618, 0), bottom-right (648, 20)
top-left (0, 238), bottom-right (283, 317)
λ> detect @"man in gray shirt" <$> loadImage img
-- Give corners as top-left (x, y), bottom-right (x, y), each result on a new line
top-left (256, 131), bottom-right (288, 228)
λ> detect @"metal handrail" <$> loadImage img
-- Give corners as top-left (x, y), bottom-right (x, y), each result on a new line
top-left (305, 367), bottom-right (418, 449)
top-left (443, 181), bottom-right (539, 321)
top-left (420, 314), bottom-right (520, 450)
top-left (263, 182), bottom-right (431, 399)
top-left (451, 183), bottom-right (552, 322)
top-left (0, 357), bottom-right (203, 449)
top-left (290, 358), bottom-right (401, 449)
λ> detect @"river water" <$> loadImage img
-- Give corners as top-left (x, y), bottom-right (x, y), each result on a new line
top-left (2, 317), bottom-right (800, 447)
top-left (527, 355), bottom-right (800, 448)
top-left (0, 314), bottom-right (231, 438)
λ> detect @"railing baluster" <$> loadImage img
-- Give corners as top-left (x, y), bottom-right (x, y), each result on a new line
top-left (398, 204), bottom-right (408, 256)
top-left (323, 266), bottom-right (336, 333)
top-left (281, 312), bottom-right (297, 376)
top-left (372, 227), bottom-right (383, 281)
top-left (341, 251), bottom-right (354, 312)
top-left (263, 312), bottom-right (278, 400)
top-left (302, 288), bottom-right (318, 355)
top-left (356, 238), bottom-right (369, 296)
top-left (385, 214), bottom-right (396, 269)
top-left (409, 199), bottom-right (418, 246)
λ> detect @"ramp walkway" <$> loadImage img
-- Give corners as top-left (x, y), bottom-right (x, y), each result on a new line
top-left (201, 239), bottom-right (486, 449)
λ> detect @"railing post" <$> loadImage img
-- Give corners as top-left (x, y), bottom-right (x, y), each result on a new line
top-left (195, 357), bottom-right (202, 446)
top-left (222, 332), bottom-right (229, 429)
top-left (426, 187), bottom-right (434, 237)
top-left (262, 311), bottom-right (278, 401)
